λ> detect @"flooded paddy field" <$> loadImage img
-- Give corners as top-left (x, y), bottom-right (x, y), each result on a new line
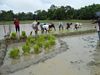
top-left (0, 22), bottom-right (96, 40)
top-left (2, 33), bottom-right (99, 75)
top-left (0, 22), bottom-right (100, 75)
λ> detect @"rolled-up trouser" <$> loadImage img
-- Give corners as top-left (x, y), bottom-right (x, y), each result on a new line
top-left (98, 31), bottom-right (100, 40)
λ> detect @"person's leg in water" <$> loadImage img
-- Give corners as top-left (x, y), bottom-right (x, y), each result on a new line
top-left (98, 31), bottom-right (100, 41)
top-left (59, 25), bottom-right (61, 31)
top-left (35, 30), bottom-right (38, 36)
top-left (62, 25), bottom-right (63, 30)
top-left (15, 26), bottom-right (17, 33)
top-left (16, 26), bottom-right (20, 38)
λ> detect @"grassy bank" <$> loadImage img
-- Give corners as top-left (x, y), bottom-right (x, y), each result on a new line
top-left (0, 20), bottom-right (91, 25)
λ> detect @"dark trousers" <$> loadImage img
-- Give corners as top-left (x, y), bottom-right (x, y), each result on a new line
top-left (98, 31), bottom-right (100, 40)
top-left (15, 26), bottom-right (20, 32)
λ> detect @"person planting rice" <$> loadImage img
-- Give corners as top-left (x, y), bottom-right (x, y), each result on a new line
top-left (93, 17), bottom-right (100, 41)
top-left (59, 22), bottom-right (64, 31)
top-left (32, 20), bottom-right (40, 36)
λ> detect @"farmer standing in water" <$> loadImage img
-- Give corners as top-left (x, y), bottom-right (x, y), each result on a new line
top-left (93, 17), bottom-right (100, 41)
top-left (14, 18), bottom-right (20, 32)
top-left (14, 18), bottom-right (20, 36)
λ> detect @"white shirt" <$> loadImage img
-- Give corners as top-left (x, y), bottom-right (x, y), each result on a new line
top-left (42, 24), bottom-right (49, 30)
top-left (96, 24), bottom-right (100, 31)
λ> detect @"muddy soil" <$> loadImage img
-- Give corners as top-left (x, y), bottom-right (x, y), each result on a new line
top-left (6, 33), bottom-right (100, 75)
top-left (0, 39), bottom-right (68, 75)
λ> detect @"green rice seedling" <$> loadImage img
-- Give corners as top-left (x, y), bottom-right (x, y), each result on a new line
top-left (36, 42), bottom-right (43, 48)
top-left (10, 32), bottom-right (17, 39)
top-left (45, 35), bottom-right (56, 41)
top-left (22, 45), bottom-right (30, 55)
top-left (49, 39), bottom-right (56, 46)
top-left (33, 44), bottom-right (41, 54)
top-left (44, 41), bottom-right (50, 50)
top-left (26, 40), bottom-right (30, 46)
top-left (9, 48), bottom-right (20, 59)
top-left (27, 35), bottom-right (33, 42)
top-left (30, 38), bottom-right (36, 44)
top-left (49, 35), bottom-right (56, 40)
top-left (37, 35), bottom-right (45, 42)
top-left (21, 31), bottom-right (27, 39)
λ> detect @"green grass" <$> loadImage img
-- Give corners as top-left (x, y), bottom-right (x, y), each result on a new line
top-left (0, 20), bottom-right (91, 25)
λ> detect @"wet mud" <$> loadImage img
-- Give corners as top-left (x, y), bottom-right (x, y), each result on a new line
top-left (5, 33), bottom-right (100, 75)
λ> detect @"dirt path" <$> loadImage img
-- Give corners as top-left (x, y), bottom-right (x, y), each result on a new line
top-left (7, 33), bottom-right (100, 75)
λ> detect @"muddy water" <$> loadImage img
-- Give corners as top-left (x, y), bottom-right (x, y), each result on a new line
top-left (8, 33), bottom-right (99, 75)
top-left (90, 41), bottom-right (100, 75)
top-left (0, 24), bottom-right (33, 39)
top-left (0, 23), bottom-right (95, 40)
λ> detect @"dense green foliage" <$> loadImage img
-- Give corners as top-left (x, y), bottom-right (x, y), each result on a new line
top-left (20, 31), bottom-right (27, 39)
top-left (33, 45), bottom-right (41, 54)
top-left (10, 32), bottom-right (17, 39)
top-left (9, 34), bottom-right (56, 58)
top-left (9, 48), bottom-right (20, 59)
top-left (22, 45), bottom-right (30, 55)
top-left (0, 4), bottom-right (100, 21)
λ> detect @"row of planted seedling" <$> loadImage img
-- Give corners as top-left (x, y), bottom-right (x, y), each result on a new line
top-left (10, 31), bottom-right (27, 40)
top-left (9, 34), bottom-right (56, 59)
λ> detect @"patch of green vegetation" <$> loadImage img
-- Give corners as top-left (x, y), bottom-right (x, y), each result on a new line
top-left (9, 48), bottom-right (20, 59)
top-left (49, 39), bottom-right (56, 46)
top-left (9, 34), bottom-right (56, 58)
top-left (33, 44), bottom-right (41, 54)
top-left (36, 42), bottom-right (43, 48)
top-left (22, 45), bottom-right (30, 55)
top-left (20, 31), bottom-right (27, 39)
top-left (10, 32), bottom-right (17, 40)
top-left (44, 41), bottom-right (50, 50)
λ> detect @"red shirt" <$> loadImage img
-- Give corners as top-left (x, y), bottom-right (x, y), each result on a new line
top-left (14, 19), bottom-right (19, 27)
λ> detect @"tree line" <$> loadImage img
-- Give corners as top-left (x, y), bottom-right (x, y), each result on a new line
top-left (0, 4), bottom-right (100, 21)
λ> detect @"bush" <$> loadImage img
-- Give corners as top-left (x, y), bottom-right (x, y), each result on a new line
top-left (21, 31), bottom-right (27, 39)
top-left (22, 45), bottom-right (30, 55)
top-left (9, 48), bottom-right (19, 59)
top-left (33, 45), bottom-right (41, 54)
top-left (11, 32), bottom-right (17, 39)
